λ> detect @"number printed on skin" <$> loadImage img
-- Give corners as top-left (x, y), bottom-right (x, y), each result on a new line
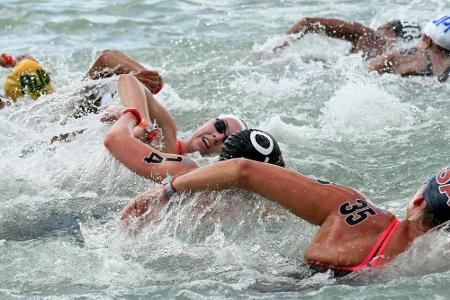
top-left (339, 199), bottom-right (377, 226)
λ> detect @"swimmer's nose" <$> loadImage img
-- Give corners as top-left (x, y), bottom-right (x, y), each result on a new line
top-left (211, 133), bottom-right (223, 145)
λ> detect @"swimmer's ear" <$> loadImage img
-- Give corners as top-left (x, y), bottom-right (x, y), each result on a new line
top-left (412, 195), bottom-right (426, 209)
top-left (419, 34), bottom-right (434, 48)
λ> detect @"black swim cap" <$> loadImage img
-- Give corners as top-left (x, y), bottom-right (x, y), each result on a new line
top-left (380, 20), bottom-right (421, 40)
top-left (423, 167), bottom-right (450, 223)
top-left (219, 129), bottom-right (285, 167)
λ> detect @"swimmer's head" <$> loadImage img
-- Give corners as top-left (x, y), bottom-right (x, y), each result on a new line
top-left (219, 129), bottom-right (285, 167)
top-left (422, 15), bottom-right (450, 51)
top-left (188, 114), bottom-right (248, 156)
top-left (422, 167), bottom-right (450, 224)
top-left (4, 58), bottom-right (53, 101)
top-left (377, 20), bottom-right (421, 40)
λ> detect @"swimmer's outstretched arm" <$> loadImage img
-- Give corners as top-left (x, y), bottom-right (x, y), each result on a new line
top-left (287, 18), bottom-right (374, 41)
top-left (87, 50), bottom-right (163, 95)
top-left (275, 17), bottom-right (374, 51)
top-left (367, 50), bottom-right (429, 75)
top-left (171, 159), bottom-right (365, 226)
top-left (104, 112), bottom-right (199, 181)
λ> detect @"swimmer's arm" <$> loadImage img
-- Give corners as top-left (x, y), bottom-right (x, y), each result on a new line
top-left (104, 114), bottom-right (198, 181)
top-left (367, 52), bottom-right (426, 74)
top-left (286, 18), bottom-right (374, 43)
top-left (87, 50), bottom-right (163, 94)
top-left (87, 50), bottom-right (146, 79)
top-left (171, 159), bottom-right (364, 225)
top-left (117, 74), bottom-right (178, 153)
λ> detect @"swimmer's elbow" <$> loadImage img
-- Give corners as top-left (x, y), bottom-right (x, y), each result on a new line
top-left (287, 18), bottom-right (309, 34)
top-left (103, 130), bottom-right (119, 152)
top-left (233, 158), bottom-right (255, 188)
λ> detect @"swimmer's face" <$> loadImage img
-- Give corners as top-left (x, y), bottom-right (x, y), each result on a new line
top-left (189, 117), bottom-right (243, 156)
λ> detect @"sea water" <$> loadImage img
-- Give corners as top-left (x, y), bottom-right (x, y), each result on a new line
top-left (1, 0), bottom-right (450, 299)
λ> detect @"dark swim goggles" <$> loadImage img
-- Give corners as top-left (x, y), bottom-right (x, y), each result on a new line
top-left (214, 118), bottom-right (229, 142)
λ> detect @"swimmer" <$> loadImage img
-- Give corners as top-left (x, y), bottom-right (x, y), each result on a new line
top-left (275, 17), bottom-right (421, 59)
top-left (104, 73), bottom-right (248, 157)
top-left (119, 128), bottom-right (285, 226)
top-left (369, 15), bottom-right (450, 82)
top-left (130, 160), bottom-right (450, 276)
top-left (0, 53), bottom-right (53, 106)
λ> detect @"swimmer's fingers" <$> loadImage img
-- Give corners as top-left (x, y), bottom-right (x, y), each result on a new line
top-left (100, 112), bottom-right (117, 123)
top-left (120, 185), bottom-right (166, 229)
top-left (100, 105), bottom-right (123, 122)
top-left (272, 41), bottom-right (290, 52)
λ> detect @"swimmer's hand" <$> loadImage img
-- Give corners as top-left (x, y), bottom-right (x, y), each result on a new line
top-left (100, 105), bottom-right (123, 122)
top-left (272, 41), bottom-right (290, 52)
top-left (271, 33), bottom-right (304, 53)
top-left (132, 69), bottom-right (163, 95)
top-left (0, 98), bottom-right (10, 110)
top-left (120, 185), bottom-right (168, 230)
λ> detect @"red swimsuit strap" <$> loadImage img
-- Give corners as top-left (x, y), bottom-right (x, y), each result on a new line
top-left (368, 218), bottom-right (400, 268)
top-left (308, 217), bottom-right (400, 272)
top-left (176, 139), bottom-right (183, 155)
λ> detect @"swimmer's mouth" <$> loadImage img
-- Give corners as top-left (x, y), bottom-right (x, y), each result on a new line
top-left (202, 137), bottom-right (210, 149)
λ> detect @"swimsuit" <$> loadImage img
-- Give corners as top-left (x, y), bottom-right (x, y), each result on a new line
top-left (176, 139), bottom-right (183, 155)
top-left (307, 217), bottom-right (400, 275)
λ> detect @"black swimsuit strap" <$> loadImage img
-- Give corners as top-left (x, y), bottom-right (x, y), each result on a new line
top-left (438, 65), bottom-right (450, 82)
top-left (424, 50), bottom-right (434, 76)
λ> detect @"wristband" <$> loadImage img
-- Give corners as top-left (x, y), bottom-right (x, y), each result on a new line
top-left (153, 80), bottom-right (164, 94)
top-left (138, 121), bottom-right (158, 144)
top-left (1, 53), bottom-right (14, 66)
top-left (162, 176), bottom-right (177, 199)
top-left (122, 108), bottom-right (142, 125)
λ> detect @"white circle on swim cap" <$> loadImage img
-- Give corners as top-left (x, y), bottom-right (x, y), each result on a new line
top-left (218, 114), bottom-right (248, 130)
top-left (400, 20), bottom-right (421, 40)
top-left (250, 130), bottom-right (274, 156)
top-left (423, 15), bottom-right (450, 50)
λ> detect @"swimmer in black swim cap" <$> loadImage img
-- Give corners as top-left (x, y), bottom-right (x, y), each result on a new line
top-left (376, 20), bottom-right (421, 40)
top-left (219, 129), bottom-right (285, 167)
